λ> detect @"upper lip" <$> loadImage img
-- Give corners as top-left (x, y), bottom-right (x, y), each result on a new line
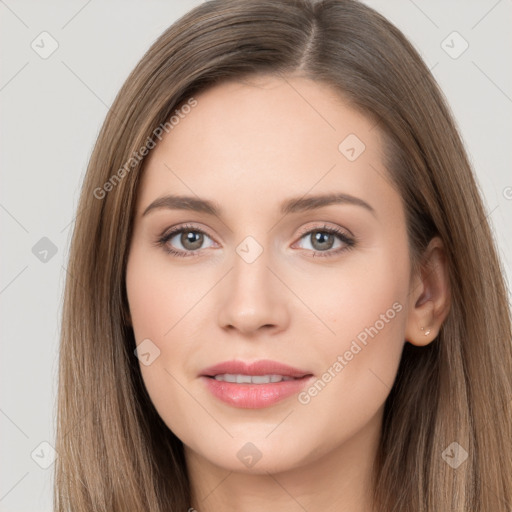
top-left (200, 359), bottom-right (312, 379)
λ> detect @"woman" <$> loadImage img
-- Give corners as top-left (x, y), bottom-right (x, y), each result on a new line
top-left (54, 0), bottom-right (512, 510)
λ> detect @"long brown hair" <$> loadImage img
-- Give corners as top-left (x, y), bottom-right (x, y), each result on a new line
top-left (54, 0), bottom-right (512, 510)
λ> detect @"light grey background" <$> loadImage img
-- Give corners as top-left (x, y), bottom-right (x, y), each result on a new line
top-left (1, 1), bottom-right (511, 510)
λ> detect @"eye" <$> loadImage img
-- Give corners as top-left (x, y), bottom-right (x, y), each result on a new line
top-left (155, 223), bottom-right (356, 258)
top-left (156, 224), bottom-right (216, 257)
top-left (294, 225), bottom-right (356, 258)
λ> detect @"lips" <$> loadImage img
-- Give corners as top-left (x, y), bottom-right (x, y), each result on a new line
top-left (200, 359), bottom-right (311, 379)
top-left (200, 359), bottom-right (314, 409)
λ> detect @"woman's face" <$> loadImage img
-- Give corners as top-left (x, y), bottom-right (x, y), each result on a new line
top-left (126, 74), bottom-right (414, 474)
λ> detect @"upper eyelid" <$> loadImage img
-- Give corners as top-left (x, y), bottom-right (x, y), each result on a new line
top-left (295, 223), bottom-right (354, 239)
top-left (162, 223), bottom-right (213, 238)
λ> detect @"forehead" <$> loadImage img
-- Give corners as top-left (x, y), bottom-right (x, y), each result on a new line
top-left (137, 74), bottom-right (395, 217)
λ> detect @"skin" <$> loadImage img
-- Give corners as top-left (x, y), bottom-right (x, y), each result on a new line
top-left (125, 74), bottom-right (450, 512)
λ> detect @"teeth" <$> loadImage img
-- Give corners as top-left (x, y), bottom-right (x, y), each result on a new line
top-left (213, 374), bottom-right (295, 384)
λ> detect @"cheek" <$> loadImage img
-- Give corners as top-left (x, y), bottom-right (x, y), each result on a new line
top-left (309, 245), bottom-right (408, 352)
top-left (126, 246), bottom-right (202, 342)
top-left (297, 235), bottom-right (409, 417)
top-left (315, 289), bottom-right (404, 400)
top-left (125, 245), bottom-right (212, 388)
top-left (125, 247), bottom-right (199, 430)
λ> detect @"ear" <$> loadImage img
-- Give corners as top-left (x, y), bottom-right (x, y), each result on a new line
top-left (404, 236), bottom-right (451, 346)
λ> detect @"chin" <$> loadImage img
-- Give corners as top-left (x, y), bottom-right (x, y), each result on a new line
top-left (184, 433), bottom-right (316, 475)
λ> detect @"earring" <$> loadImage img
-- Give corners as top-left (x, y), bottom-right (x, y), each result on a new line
top-left (420, 326), bottom-right (431, 336)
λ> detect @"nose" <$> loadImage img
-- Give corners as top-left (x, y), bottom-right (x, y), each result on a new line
top-left (217, 247), bottom-right (290, 336)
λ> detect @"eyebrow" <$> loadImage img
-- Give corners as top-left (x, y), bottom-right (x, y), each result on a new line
top-left (142, 192), bottom-right (376, 218)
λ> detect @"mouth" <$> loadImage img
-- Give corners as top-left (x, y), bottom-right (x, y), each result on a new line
top-left (209, 374), bottom-right (300, 384)
top-left (200, 360), bottom-right (314, 409)
top-left (200, 359), bottom-right (311, 379)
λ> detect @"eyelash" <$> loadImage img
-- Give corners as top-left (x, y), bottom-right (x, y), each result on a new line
top-left (155, 223), bottom-right (356, 259)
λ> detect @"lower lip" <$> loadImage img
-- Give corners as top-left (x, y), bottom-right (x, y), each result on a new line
top-left (201, 375), bottom-right (313, 409)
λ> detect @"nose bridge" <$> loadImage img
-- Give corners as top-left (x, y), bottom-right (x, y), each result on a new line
top-left (232, 236), bottom-right (271, 298)
top-left (217, 234), bottom-right (288, 334)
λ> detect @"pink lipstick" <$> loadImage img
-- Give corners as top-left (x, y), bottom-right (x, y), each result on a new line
top-left (200, 359), bottom-right (314, 409)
